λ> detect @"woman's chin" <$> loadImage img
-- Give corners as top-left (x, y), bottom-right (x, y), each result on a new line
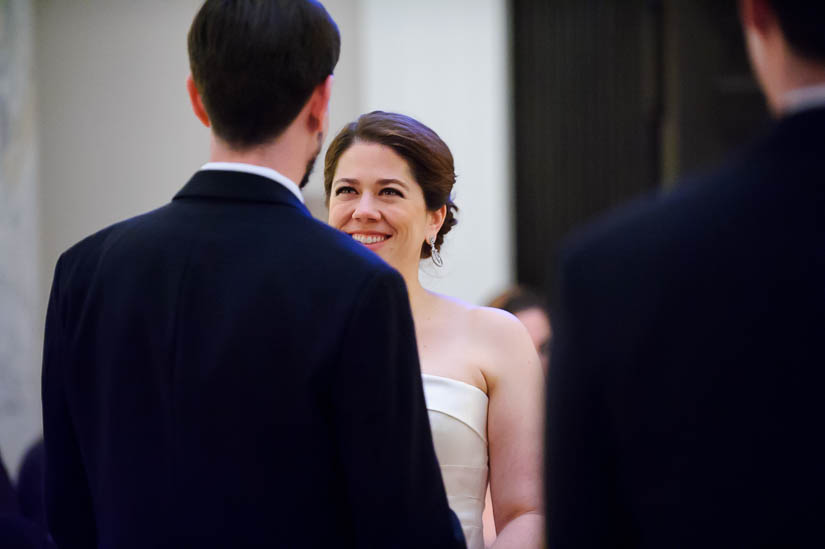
top-left (369, 245), bottom-right (402, 269)
top-left (358, 239), bottom-right (391, 260)
top-left (353, 239), bottom-right (409, 272)
top-left (361, 239), bottom-right (388, 252)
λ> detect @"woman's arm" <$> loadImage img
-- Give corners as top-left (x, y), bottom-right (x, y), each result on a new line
top-left (471, 308), bottom-right (545, 548)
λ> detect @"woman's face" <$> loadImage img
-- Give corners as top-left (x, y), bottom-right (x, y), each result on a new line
top-left (328, 141), bottom-right (443, 271)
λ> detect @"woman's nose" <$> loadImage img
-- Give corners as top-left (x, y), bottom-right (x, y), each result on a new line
top-left (352, 194), bottom-right (381, 221)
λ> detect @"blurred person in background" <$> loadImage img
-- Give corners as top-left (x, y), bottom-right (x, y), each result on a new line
top-left (325, 111), bottom-right (544, 549)
top-left (489, 287), bottom-right (552, 374)
top-left (40, 1), bottom-right (464, 548)
top-left (547, 0), bottom-right (825, 547)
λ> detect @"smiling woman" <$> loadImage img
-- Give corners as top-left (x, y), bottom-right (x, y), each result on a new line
top-left (324, 110), bottom-right (458, 263)
top-left (324, 111), bottom-right (544, 549)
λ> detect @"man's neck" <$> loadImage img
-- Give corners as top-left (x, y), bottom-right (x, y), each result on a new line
top-left (208, 134), bottom-right (305, 185)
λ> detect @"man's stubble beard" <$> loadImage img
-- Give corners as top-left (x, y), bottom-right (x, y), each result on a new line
top-left (299, 131), bottom-right (324, 189)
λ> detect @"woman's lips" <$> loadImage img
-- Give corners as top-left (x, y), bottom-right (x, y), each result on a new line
top-left (350, 232), bottom-right (391, 246)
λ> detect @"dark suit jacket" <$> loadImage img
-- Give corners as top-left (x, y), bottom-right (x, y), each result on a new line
top-left (0, 516), bottom-right (55, 549)
top-left (547, 107), bottom-right (825, 548)
top-left (42, 170), bottom-right (465, 549)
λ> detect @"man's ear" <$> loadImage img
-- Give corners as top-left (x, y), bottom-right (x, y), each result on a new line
top-left (307, 74), bottom-right (334, 134)
top-left (739, 0), bottom-right (774, 36)
top-left (186, 74), bottom-right (210, 128)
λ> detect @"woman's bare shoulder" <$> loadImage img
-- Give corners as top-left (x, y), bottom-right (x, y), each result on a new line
top-left (427, 292), bottom-right (530, 344)
top-left (429, 292), bottom-right (536, 373)
top-left (468, 306), bottom-right (539, 384)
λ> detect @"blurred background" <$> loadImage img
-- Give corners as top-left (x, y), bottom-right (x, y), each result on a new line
top-left (0, 0), bottom-right (768, 472)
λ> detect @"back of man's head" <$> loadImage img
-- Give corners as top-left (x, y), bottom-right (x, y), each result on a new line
top-left (768, 0), bottom-right (825, 62)
top-left (188, 0), bottom-right (340, 149)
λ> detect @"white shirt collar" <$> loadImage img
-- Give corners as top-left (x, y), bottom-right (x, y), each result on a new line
top-left (199, 162), bottom-right (304, 204)
top-left (782, 82), bottom-right (825, 116)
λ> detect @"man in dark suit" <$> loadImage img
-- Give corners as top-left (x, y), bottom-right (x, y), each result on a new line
top-left (42, 1), bottom-right (464, 548)
top-left (546, 1), bottom-right (825, 547)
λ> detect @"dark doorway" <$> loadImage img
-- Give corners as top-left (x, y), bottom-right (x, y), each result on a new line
top-left (511, 0), bottom-right (769, 302)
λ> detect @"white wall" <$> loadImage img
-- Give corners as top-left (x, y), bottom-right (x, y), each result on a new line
top-left (355, 0), bottom-right (513, 305)
top-left (36, 0), bottom-right (209, 303)
top-left (0, 0), bottom-right (41, 473)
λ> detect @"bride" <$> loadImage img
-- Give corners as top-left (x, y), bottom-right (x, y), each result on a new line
top-left (324, 111), bottom-right (544, 548)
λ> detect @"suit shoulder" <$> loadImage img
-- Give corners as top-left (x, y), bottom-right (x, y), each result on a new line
top-left (560, 147), bottom-right (756, 276)
top-left (58, 204), bottom-right (173, 270)
top-left (560, 115), bottom-right (810, 271)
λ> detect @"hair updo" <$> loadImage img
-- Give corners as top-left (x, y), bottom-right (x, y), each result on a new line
top-left (323, 111), bottom-right (458, 259)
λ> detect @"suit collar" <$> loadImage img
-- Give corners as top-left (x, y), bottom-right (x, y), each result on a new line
top-left (199, 162), bottom-right (304, 204)
top-left (174, 170), bottom-right (311, 215)
top-left (776, 103), bottom-right (825, 129)
top-left (765, 105), bottom-right (825, 150)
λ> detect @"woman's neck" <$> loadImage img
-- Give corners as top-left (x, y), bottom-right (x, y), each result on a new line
top-left (398, 263), bottom-right (431, 321)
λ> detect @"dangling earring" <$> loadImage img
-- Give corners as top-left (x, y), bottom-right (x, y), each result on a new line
top-left (429, 236), bottom-right (443, 267)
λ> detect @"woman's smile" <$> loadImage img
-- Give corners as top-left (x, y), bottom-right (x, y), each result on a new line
top-left (349, 231), bottom-right (392, 248)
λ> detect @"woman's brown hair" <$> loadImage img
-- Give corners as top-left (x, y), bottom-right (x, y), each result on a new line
top-left (324, 111), bottom-right (458, 259)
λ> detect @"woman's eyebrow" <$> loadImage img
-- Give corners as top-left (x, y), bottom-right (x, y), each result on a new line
top-left (377, 178), bottom-right (409, 190)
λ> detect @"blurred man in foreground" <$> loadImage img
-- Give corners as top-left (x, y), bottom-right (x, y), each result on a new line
top-left (547, 1), bottom-right (825, 546)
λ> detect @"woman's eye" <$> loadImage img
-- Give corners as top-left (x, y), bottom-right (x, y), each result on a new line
top-left (381, 188), bottom-right (403, 197)
top-left (335, 186), bottom-right (356, 195)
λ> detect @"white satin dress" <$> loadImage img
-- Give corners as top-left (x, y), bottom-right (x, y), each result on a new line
top-left (422, 374), bottom-right (490, 549)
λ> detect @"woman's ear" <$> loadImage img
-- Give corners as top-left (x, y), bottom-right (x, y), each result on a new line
top-left (428, 205), bottom-right (447, 239)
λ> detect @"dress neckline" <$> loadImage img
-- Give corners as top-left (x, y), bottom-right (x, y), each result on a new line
top-left (421, 373), bottom-right (489, 400)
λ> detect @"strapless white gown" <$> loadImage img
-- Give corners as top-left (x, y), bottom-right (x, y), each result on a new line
top-left (422, 374), bottom-right (489, 549)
